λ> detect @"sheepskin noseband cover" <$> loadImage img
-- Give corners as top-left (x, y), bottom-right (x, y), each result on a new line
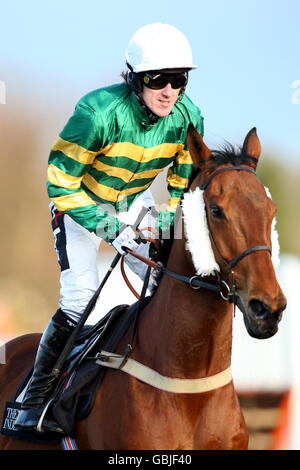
top-left (181, 186), bottom-right (280, 276)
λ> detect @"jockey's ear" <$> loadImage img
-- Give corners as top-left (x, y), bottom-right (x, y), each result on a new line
top-left (242, 127), bottom-right (261, 170)
top-left (187, 123), bottom-right (211, 169)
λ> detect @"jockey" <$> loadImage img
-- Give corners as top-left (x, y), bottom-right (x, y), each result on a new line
top-left (15, 23), bottom-right (204, 434)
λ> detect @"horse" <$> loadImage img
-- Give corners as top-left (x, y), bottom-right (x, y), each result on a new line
top-left (0, 125), bottom-right (287, 450)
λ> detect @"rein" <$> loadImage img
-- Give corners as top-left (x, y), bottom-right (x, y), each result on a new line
top-left (106, 165), bottom-right (272, 393)
top-left (122, 166), bottom-right (272, 312)
top-left (123, 248), bottom-right (228, 298)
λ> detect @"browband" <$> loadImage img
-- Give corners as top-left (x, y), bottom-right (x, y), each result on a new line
top-left (200, 166), bottom-right (256, 190)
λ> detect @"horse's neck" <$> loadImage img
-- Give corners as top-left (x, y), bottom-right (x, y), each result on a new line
top-left (136, 235), bottom-right (233, 379)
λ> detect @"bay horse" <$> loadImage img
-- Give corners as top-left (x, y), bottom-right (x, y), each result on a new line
top-left (0, 125), bottom-right (286, 450)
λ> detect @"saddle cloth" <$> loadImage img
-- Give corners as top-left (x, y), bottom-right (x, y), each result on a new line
top-left (1, 297), bottom-right (151, 443)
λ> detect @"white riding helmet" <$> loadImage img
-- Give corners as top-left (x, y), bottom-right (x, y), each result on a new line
top-left (125, 23), bottom-right (197, 73)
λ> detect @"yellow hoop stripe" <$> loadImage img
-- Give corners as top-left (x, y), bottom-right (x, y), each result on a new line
top-left (52, 137), bottom-right (97, 165)
top-left (51, 191), bottom-right (96, 211)
top-left (48, 164), bottom-right (82, 190)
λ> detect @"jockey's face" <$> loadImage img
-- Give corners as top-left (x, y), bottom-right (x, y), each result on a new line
top-left (141, 83), bottom-right (181, 117)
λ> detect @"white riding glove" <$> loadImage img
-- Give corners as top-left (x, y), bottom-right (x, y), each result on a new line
top-left (112, 226), bottom-right (140, 255)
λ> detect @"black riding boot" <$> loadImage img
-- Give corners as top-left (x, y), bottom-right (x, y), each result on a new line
top-left (14, 309), bottom-right (75, 434)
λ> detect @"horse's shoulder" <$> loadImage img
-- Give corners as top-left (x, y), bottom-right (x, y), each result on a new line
top-left (3, 333), bottom-right (41, 367)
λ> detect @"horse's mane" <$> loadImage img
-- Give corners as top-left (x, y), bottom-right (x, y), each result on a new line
top-left (207, 143), bottom-right (258, 170)
top-left (149, 143), bottom-right (257, 295)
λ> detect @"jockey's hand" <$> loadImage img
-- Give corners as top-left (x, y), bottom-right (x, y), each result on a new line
top-left (111, 226), bottom-right (143, 255)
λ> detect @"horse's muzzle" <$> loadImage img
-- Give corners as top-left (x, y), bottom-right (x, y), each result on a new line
top-left (243, 297), bottom-right (287, 339)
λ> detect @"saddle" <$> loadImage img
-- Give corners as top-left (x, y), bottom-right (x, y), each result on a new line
top-left (1, 297), bottom-right (151, 443)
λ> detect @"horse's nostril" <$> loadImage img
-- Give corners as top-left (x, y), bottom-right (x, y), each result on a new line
top-left (249, 299), bottom-right (271, 319)
top-left (274, 304), bottom-right (286, 322)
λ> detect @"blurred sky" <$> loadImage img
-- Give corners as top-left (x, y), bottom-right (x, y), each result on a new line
top-left (1, 0), bottom-right (300, 163)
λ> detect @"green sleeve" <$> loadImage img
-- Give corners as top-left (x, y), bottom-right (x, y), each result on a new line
top-left (47, 103), bottom-right (123, 241)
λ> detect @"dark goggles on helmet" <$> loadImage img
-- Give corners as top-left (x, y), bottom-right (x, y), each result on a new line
top-left (141, 71), bottom-right (188, 90)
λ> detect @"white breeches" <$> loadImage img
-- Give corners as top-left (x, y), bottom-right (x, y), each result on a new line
top-left (49, 190), bottom-right (155, 323)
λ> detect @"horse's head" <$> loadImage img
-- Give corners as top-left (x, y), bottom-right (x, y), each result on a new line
top-left (186, 124), bottom-right (287, 339)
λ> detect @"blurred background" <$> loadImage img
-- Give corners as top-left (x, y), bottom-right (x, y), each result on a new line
top-left (0, 0), bottom-right (299, 450)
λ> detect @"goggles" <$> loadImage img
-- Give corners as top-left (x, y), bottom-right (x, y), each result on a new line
top-left (141, 71), bottom-right (188, 90)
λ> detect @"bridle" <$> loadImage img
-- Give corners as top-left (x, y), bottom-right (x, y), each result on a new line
top-left (123, 166), bottom-right (272, 315)
top-left (199, 166), bottom-right (272, 313)
top-left (201, 166), bottom-right (272, 278)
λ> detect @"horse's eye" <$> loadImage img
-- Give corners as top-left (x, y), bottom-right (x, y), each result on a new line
top-left (210, 204), bottom-right (224, 219)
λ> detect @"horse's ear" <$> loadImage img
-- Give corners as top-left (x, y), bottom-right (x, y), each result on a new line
top-left (242, 127), bottom-right (261, 169)
top-left (187, 123), bottom-right (211, 168)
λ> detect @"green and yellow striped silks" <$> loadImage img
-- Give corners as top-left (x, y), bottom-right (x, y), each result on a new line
top-left (47, 83), bottom-right (204, 240)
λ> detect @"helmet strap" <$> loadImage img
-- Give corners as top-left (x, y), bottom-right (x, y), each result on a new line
top-left (135, 94), bottom-right (160, 124)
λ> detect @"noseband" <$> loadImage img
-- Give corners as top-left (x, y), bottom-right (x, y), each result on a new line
top-left (119, 166), bottom-right (273, 372)
top-left (124, 165), bottom-right (272, 314)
